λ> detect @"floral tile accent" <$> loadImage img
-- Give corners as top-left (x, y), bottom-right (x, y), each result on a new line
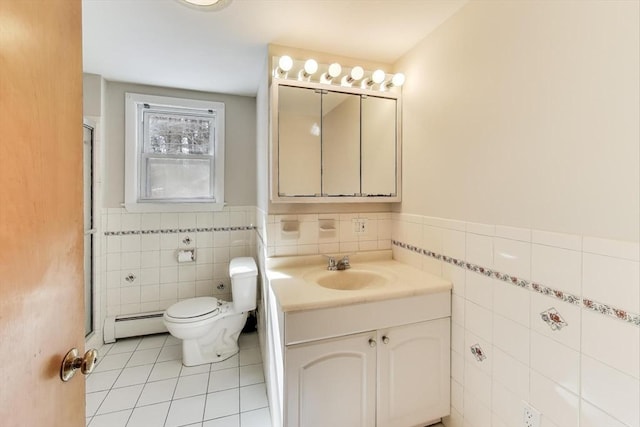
top-left (470, 344), bottom-right (486, 362)
top-left (391, 239), bottom-right (639, 327)
top-left (104, 225), bottom-right (256, 236)
top-left (540, 308), bottom-right (568, 331)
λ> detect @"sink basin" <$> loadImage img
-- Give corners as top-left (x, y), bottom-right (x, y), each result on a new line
top-left (304, 269), bottom-right (394, 291)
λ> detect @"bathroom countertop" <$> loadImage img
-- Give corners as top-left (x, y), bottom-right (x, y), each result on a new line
top-left (266, 250), bottom-right (452, 312)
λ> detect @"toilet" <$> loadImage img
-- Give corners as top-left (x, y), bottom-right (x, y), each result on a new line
top-left (163, 257), bottom-right (258, 366)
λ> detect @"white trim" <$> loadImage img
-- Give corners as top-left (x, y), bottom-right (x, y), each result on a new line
top-left (124, 92), bottom-right (225, 212)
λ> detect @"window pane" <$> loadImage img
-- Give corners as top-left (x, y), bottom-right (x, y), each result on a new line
top-left (144, 111), bottom-right (213, 155)
top-left (144, 157), bottom-right (213, 200)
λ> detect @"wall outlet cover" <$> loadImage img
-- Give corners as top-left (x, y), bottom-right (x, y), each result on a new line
top-left (522, 401), bottom-right (541, 427)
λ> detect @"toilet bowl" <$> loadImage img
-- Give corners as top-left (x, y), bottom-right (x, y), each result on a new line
top-left (163, 257), bottom-right (258, 366)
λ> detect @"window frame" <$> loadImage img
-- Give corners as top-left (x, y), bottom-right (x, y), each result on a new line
top-left (124, 92), bottom-right (225, 212)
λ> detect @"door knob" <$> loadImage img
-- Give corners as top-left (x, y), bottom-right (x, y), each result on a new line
top-left (368, 338), bottom-right (377, 348)
top-left (60, 348), bottom-right (98, 382)
top-left (382, 336), bottom-right (390, 344)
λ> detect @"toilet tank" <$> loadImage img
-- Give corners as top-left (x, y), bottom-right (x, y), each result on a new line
top-left (229, 257), bottom-right (258, 312)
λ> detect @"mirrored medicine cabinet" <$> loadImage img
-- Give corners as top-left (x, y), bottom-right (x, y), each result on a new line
top-left (271, 80), bottom-right (401, 203)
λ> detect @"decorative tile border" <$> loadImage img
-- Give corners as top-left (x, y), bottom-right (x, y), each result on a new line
top-left (391, 239), bottom-right (640, 327)
top-left (104, 225), bottom-right (256, 236)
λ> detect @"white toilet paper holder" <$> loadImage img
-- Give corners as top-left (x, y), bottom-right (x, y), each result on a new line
top-left (177, 248), bottom-right (196, 263)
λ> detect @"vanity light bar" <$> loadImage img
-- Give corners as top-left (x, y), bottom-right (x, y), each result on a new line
top-left (273, 56), bottom-right (405, 92)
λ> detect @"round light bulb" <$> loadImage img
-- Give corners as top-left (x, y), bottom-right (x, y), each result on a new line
top-left (372, 69), bottom-right (386, 84)
top-left (391, 73), bottom-right (405, 87)
top-left (278, 56), bottom-right (293, 72)
top-left (327, 63), bottom-right (342, 78)
top-left (350, 66), bottom-right (364, 81)
top-left (304, 59), bottom-right (318, 75)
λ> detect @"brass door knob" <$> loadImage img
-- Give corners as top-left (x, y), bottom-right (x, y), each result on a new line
top-left (60, 348), bottom-right (98, 382)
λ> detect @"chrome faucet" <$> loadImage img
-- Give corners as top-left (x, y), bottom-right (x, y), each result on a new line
top-left (324, 255), bottom-right (351, 271)
top-left (325, 256), bottom-right (338, 271)
top-left (336, 256), bottom-right (351, 270)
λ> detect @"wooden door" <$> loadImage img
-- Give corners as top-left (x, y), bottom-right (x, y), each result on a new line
top-left (377, 319), bottom-right (451, 427)
top-left (0, 1), bottom-right (84, 426)
top-left (285, 332), bottom-right (376, 427)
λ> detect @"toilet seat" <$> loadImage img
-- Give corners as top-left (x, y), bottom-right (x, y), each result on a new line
top-left (165, 297), bottom-right (221, 324)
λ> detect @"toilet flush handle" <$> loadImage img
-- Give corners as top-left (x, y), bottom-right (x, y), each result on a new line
top-left (60, 348), bottom-right (98, 382)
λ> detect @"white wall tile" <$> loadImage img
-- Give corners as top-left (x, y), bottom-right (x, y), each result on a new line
top-left (532, 229), bottom-right (582, 251)
top-left (465, 272), bottom-right (493, 310)
top-left (492, 278), bottom-right (530, 327)
top-left (495, 225), bottom-right (531, 242)
top-left (581, 355), bottom-right (640, 427)
top-left (530, 371), bottom-right (579, 427)
top-left (160, 213), bottom-right (179, 229)
top-left (583, 252), bottom-right (639, 313)
top-left (452, 294), bottom-right (465, 327)
top-left (493, 237), bottom-right (531, 279)
top-left (451, 378), bottom-right (464, 413)
top-left (466, 233), bottom-right (493, 268)
top-left (443, 229), bottom-right (466, 260)
top-left (451, 322), bottom-right (464, 354)
top-left (464, 296), bottom-right (492, 342)
top-left (583, 236), bottom-right (640, 262)
top-left (493, 314), bottom-right (529, 364)
top-left (580, 399), bottom-right (628, 427)
top-left (491, 381), bottom-right (523, 427)
top-left (451, 349), bottom-right (464, 384)
top-left (464, 330), bottom-right (492, 376)
top-left (464, 361), bottom-right (492, 407)
top-left (443, 264), bottom-right (466, 297)
top-left (491, 347), bottom-right (529, 398)
top-left (423, 225), bottom-right (444, 253)
top-left (530, 293), bottom-right (581, 351)
top-left (531, 331), bottom-right (580, 394)
top-left (466, 222), bottom-right (494, 236)
top-left (531, 244), bottom-right (582, 295)
top-left (582, 309), bottom-right (640, 379)
top-left (462, 391), bottom-right (491, 427)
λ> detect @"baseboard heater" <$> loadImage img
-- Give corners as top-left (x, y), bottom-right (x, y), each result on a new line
top-left (103, 311), bottom-right (168, 343)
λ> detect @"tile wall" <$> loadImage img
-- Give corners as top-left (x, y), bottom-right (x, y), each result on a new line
top-left (100, 207), bottom-right (257, 318)
top-left (392, 213), bottom-right (640, 427)
top-left (257, 211), bottom-right (392, 257)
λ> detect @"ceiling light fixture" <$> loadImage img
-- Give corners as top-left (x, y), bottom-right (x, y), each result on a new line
top-left (179, 0), bottom-right (233, 11)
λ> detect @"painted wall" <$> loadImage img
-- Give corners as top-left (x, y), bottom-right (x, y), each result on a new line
top-left (395, 0), bottom-right (639, 242)
top-left (103, 81), bottom-right (257, 208)
top-left (393, 2), bottom-right (639, 427)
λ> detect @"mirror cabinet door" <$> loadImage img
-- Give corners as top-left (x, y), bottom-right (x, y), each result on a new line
top-left (361, 96), bottom-right (397, 196)
top-left (278, 86), bottom-right (322, 196)
top-left (322, 91), bottom-right (361, 196)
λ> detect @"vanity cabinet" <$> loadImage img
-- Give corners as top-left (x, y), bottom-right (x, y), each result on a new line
top-left (285, 319), bottom-right (450, 427)
top-left (272, 81), bottom-right (401, 203)
top-left (277, 292), bottom-right (451, 427)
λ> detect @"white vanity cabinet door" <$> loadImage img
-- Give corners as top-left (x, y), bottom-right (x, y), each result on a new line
top-left (285, 331), bottom-right (377, 427)
top-left (377, 319), bottom-right (451, 427)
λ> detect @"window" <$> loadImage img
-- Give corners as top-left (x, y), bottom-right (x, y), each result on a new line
top-left (125, 93), bottom-right (225, 212)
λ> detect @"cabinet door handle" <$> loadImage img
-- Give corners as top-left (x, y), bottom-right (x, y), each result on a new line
top-left (368, 338), bottom-right (377, 348)
top-left (382, 336), bottom-right (390, 344)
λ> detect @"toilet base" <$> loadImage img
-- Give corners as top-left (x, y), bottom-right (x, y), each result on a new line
top-left (180, 311), bottom-right (248, 367)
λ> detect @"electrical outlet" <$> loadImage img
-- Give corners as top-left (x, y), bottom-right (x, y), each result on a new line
top-left (522, 401), bottom-right (541, 427)
top-left (352, 219), bottom-right (367, 233)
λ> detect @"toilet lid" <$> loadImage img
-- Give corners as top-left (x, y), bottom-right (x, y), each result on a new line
top-left (166, 297), bottom-right (220, 319)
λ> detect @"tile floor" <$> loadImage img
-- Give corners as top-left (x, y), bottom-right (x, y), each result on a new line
top-left (86, 332), bottom-right (271, 427)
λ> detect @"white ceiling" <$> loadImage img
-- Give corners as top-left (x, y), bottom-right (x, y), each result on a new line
top-left (82, 0), bottom-right (467, 96)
